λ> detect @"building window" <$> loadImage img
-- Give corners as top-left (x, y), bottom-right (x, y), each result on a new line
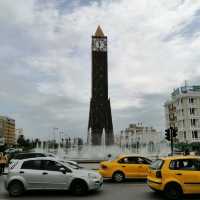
top-left (191, 119), bottom-right (196, 127)
top-left (190, 108), bottom-right (195, 115)
top-left (189, 98), bottom-right (194, 103)
top-left (183, 120), bottom-right (185, 128)
top-left (184, 131), bottom-right (186, 139)
top-left (192, 131), bottom-right (198, 139)
top-left (181, 98), bottom-right (183, 103)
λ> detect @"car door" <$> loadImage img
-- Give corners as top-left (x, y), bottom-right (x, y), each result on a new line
top-left (42, 160), bottom-right (72, 190)
top-left (137, 157), bottom-right (151, 178)
top-left (118, 157), bottom-right (141, 178)
top-left (20, 160), bottom-right (47, 190)
top-left (169, 159), bottom-right (200, 194)
top-left (127, 157), bottom-right (148, 178)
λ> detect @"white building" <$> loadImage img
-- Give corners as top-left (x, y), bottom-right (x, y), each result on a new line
top-left (115, 123), bottom-right (162, 153)
top-left (164, 85), bottom-right (200, 143)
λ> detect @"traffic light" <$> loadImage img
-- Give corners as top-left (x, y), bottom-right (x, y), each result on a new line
top-left (165, 128), bottom-right (171, 141)
top-left (173, 127), bottom-right (178, 138)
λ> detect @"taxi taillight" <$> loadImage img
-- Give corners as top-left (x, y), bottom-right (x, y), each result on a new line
top-left (101, 164), bottom-right (108, 170)
top-left (156, 170), bottom-right (162, 178)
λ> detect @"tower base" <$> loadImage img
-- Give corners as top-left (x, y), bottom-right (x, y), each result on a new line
top-left (88, 98), bottom-right (114, 145)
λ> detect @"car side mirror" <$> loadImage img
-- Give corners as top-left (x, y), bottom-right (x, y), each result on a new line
top-left (59, 167), bottom-right (66, 174)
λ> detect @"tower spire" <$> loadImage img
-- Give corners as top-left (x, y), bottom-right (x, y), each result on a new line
top-left (95, 25), bottom-right (104, 37)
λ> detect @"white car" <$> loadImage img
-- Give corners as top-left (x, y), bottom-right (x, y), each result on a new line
top-left (5, 157), bottom-right (103, 197)
top-left (4, 148), bottom-right (17, 154)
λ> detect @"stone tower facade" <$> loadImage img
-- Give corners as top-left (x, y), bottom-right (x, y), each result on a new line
top-left (88, 26), bottom-right (114, 145)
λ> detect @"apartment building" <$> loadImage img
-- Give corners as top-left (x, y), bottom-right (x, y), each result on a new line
top-left (116, 123), bottom-right (161, 153)
top-left (0, 116), bottom-right (16, 146)
top-left (164, 85), bottom-right (200, 143)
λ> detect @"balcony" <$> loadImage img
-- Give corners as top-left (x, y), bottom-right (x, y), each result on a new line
top-left (169, 116), bottom-right (177, 121)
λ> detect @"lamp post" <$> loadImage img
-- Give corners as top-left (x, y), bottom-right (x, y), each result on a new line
top-left (59, 131), bottom-right (64, 148)
top-left (53, 127), bottom-right (58, 149)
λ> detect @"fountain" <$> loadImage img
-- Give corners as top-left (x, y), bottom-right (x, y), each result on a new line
top-left (34, 132), bottom-right (170, 162)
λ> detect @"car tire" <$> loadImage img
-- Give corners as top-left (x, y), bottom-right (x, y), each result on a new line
top-left (70, 180), bottom-right (88, 196)
top-left (112, 171), bottom-right (125, 183)
top-left (164, 183), bottom-right (182, 200)
top-left (8, 180), bottom-right (24, 197)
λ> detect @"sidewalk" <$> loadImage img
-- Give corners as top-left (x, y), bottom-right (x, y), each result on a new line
top-left (1, 168), bottom-right (8, 175)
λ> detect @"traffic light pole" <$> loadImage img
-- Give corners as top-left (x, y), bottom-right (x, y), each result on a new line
top-left (170, 129), bottom-right (174, 156)
top-left (165, 127), bottom-right (177, 156)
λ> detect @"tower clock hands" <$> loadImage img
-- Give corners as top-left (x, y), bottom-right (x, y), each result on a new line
top-left (93, 38), bottom-right (107, 51)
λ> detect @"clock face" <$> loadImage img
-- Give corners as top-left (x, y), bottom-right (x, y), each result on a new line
top-left (92, 38), bottom-right (107, 52)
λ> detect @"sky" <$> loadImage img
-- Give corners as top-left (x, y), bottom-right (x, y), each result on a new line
top-left (1, 0), bottom-right (200, 141)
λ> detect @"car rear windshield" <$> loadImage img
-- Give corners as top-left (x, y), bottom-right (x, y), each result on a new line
top-left (150, 159), bottom-right (164, 170)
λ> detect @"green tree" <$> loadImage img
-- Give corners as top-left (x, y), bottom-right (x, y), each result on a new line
top-left (17, 135), bottom-right (26, 147)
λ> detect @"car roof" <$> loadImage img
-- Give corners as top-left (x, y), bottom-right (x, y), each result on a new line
top-left (117, 154), bottom-right (147, 159)
top-left (160, 155), bottom-right (200, 161)
top-left (20, 156), bottom-right (57, 162)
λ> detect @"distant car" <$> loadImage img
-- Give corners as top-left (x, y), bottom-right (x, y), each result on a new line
top-left (147, 155), bottom-right (200, 200)
top-left (10, 152), bottom-right (47, 160)
top-left (98, 154), bottom-right (152, 182)
top-left (4, 148), bottom-right (18, 154)
top-left (5, 157), bottom-right (103, 197)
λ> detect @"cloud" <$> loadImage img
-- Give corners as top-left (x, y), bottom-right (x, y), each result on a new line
top-left (0, 0), bottom-right (200, 139)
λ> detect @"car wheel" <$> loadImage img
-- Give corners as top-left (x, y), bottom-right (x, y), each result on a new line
top-left (164, 183), bottom-right (182, 200)
top-left (8, 181), bottom-right (24, 197)
top-left (70, 180), bottom-right (88, 196)
top-left (112, 171), bottom-right (125, 183)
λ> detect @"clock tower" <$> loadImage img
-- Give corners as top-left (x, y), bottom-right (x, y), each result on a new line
top-left (88, 26), bottom-right (114, 145)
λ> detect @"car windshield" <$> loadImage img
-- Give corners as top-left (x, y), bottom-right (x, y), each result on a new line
top-left (150, 159), bottom-right (164, 170)
top-left (112, 155), bottom-right (123, 161)
top-left (63, 162), bottom-right (82, 169)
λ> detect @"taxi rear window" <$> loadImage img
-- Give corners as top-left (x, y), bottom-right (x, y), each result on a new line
top-left (150, 159), bottom-right (164, 170)
top-left (169, 159), bottom-right (200, 171)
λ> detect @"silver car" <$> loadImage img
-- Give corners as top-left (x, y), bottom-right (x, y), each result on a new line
top-left (5, 157), bottom-right (103, 197)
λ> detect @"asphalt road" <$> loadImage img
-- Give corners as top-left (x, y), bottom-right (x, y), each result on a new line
top-left (1, 176), bottom-right (200, 200)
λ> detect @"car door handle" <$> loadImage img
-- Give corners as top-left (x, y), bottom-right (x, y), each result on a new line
top-left (19, 171), bottom-right (24, 174)
top-left (122, 166), bottom-right (126, 167)
top-left (42, 172), bottom-right (48, 175)
top-left (176, 173), bottom-right (182, 175)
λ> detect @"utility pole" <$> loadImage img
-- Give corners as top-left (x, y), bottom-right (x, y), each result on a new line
top-left (170, 127), bottom-right (174, 156)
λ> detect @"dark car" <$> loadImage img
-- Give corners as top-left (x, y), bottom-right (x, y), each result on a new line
top-left (11, 152), bottom-right (47, 160)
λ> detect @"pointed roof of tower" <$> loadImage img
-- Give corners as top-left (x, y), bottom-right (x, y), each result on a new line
top-left (95, 25), bottom-right (105, 37)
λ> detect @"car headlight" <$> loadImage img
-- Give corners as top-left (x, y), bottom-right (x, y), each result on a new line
top-left (88, 173), bottom-right (100, 180)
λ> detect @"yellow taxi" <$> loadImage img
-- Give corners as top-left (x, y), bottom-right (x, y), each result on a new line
top-left (147, 155), bottom-right (200, 200)
top-left (98, 155), bottom-right (152, 182)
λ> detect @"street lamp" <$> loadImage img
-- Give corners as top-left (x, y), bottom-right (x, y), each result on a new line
top-left (53, 127), bottom-right (58, 149)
